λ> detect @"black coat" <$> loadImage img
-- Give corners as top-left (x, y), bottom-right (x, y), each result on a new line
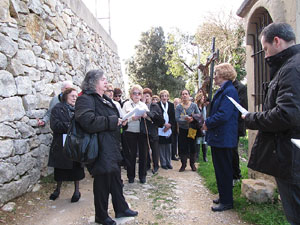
top-left (48, 102), bottom-right (73, 169)
top-left (75, 91), bottom-right (122, 176)
top-left (233, 79), bottom-right (248, 137)
top-left (158, 101), bottom-right (176, 144)
top-left (245, 44), bottom-right (300, 183)
top-left (140, 103), bottom-right (164, 140)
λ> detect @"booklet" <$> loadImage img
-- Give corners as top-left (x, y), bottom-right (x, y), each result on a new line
top-left (226, 95), bottom-right (249, 116)
top-left (291, 138), bottom-right (300, 149)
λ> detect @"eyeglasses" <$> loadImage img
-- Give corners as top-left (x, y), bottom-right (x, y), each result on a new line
top-left (114, 94), bottom-right (122, 97)
top-left (106, 90), bottom-right (114, 92)
top-left (132, 92), bottom-right (141, 96)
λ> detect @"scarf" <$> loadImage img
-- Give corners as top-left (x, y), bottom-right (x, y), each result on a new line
top-left (158, 102), bottom-right (172, 137)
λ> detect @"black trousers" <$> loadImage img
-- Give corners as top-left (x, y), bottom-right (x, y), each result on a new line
top-left (276, 178), bottom-right (300, 224)
top-left (178, 128), bottom-right (196, 156)
top-left (232, 136), bottom-right (242, 179)
top-left (123, 131), bottom-right (147, 180)
top-left (144, 135), bottom-right (159, 170)
top-left (211, 146), bottom-right (233, 205)
top-left (171, 132), bottom-right (178, 158)
top-left (93, 170), bottom-right (129, 220)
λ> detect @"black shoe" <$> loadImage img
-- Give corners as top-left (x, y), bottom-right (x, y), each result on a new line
top-left (191, 164), bottom-right (197, 171)
top-left (213, 198), bottom-right (220, 204)
top-left (95, 216), bottom-right (116, 225)
top-left (211, 203), bottom-right (233, 212)
top-left (71, 192), bottom-right (81, 203)
top-left (116, 208), bottom-right (138, 218)
top-left (128, 178), bottom-right (134, 183)
top-left (152, 167), bottom-right (159, 174)
top-left (161, 165), bottom-right (168, 170)
top-left (167, 165), bottom-right (173, 169)
top-left (140, 177), bottom-right (146, 184)
top-left (179, 165), bottom-right (185, 172)
top-left (49, 190), bottom-right (60, 200)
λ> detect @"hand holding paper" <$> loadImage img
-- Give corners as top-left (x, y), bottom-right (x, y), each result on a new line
top-left (122, 105), bottom-right (149, 121)
top-left (226, 95), bottom-right (249, 116)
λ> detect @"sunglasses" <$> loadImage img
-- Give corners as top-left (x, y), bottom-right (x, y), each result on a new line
top-left (132, 92), bottom-right (141, 96)
top-left (114, 94), bottom-right (122, 97)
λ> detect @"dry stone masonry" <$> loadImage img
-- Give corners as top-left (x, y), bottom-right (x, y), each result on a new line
top-left (0, 0), bottom-right (124, 205)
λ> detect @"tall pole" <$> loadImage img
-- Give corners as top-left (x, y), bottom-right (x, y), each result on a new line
top-left (197, 45), bottom-right (202, 89)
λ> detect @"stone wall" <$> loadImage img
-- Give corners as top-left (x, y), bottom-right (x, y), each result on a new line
top-left (0, 0), bottom-right (124, 205)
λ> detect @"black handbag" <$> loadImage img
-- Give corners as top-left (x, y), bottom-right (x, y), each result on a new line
top-left (63, 117), bottom-right (98, 164)
top-left (63, 96), bottom-right (98, 164)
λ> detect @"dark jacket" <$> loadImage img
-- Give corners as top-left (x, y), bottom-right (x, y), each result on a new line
top-left (158, 101), bottom-right (176, 144)
top-left (205, 80), bottom-right (239, 148)
top-left (48, 102), bottom-right (73, 169)
top-left (140, 103), bottom-right (164, 140)
top-left (233, 79), bottom-right (248, 137)
top-left (75, 91), bottom-right (122, 175)
top-left (245, 44), bottom-right (300, 183)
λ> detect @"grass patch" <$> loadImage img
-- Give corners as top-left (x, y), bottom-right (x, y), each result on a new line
top-left (198, 146), bottom-right (289, 225)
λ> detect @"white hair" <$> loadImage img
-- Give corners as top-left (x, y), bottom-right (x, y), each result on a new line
top-left (61, 80), bottom-right (73, 91)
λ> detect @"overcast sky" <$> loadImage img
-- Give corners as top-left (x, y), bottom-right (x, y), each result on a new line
top-left (82, 0), bottom-right (244, 84)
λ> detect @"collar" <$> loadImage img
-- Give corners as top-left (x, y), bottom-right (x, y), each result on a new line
top-left (266, 44), bottom-right (300, 79)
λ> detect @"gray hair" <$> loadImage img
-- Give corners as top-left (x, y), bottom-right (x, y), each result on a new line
top-left (81, 69), bottom-right (104, 92)
top-left (61, 80), bottom-right (73, 91)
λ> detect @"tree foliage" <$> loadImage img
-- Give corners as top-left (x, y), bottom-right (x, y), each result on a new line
top-left (195, 11), bottom-right (246, 81)
top-left (126, 27), bottom-right (185, 98)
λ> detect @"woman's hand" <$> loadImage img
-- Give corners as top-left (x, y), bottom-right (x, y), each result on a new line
top-left (118, 118), bottom-right (123, 126)
top-left (185, 116), bottom-right (193, 123)
top-left (132, 115), bottom-right (141, 121)
top-left (163, 123), bottom-right (171, 132)
top-left (122, 119), bottom-right (128, 126)
top-left (202, 122), bottom-right (208, 131)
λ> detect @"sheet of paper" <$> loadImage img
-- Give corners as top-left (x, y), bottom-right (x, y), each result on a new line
top-left (226, 95), bottom-right (249, 116)
top-left (63, 134), bottom-right (67, 146)
top-left (122, 105), bottom-right (149, 121)
top-left (291, 138), bottom-right (300, 149)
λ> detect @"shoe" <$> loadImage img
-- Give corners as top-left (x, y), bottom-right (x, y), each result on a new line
top-left (71, 192), bottom-right (81, 203)
top-left (116, 208), bottom-right (138, 218)
top-left (179, 165), bottom-right (185, 172)
top-left (95, 216), bottom-right (116, 225)
top-left (152, 167), bottom-right (158, 174)
top-left (167, 165), bottom-right (173, 169)
top-left (213, 198), bottom-right (220, 204)
top-left (140, 177), bottom-right (146, 184)
top-left (49, 190), bottom-right (60, 200)
top-left (191, 164), bottom-right (197, 171)
top-left (161, 166), bottom-right (168, 170)
top-left (128, 178), bottom-right (134, 183)
top-left (211, 203), bottom-right (233, 212)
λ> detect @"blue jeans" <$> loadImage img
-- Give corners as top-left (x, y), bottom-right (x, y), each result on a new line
top-left (275, 178), bottom-right (300, 225)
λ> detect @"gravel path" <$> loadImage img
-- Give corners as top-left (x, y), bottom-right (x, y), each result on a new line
top-left (1, 161), bottom-right (250, 225)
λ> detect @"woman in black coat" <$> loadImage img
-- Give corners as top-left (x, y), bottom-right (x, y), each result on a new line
top-left (75, 69), bottom-right (138, 225)
top-left (48, 88), bottom-right (85, 202)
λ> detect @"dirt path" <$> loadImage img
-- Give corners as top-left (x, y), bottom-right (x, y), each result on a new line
top-left (1, 161), bottom-right (250, 225)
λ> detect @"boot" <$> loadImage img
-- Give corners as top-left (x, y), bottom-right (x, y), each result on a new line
top-left (202, 144), bottom-right (208, 162)
top-left (190, 153), bottom-right (197, 171)
top-left (179, 155), bottom-right (187, 172)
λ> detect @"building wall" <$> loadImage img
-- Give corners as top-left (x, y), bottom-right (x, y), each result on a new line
top-left (238, 0), bottom-right (299, 180)
top-left (0, 0), bottom-right (124, 205)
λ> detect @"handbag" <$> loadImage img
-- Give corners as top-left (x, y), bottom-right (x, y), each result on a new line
top-left (187, 127), bottom-right (197, 139)
top-left (63, 96), bottom-right (98, 164)
top-left (63, 117), bottom-right (98, 164)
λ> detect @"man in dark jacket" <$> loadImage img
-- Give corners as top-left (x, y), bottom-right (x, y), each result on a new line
top-left (243, 23), bottom-right (300, 225)
top-left (232, 79), bottom-right (248, 184)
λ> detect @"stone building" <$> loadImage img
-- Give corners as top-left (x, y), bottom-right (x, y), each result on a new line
top-left (237, 0), bottom-right (300, 180)
top-left (0, 0), bottom-right (124, 205)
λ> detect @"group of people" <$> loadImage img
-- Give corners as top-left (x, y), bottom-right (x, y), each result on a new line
top-left (40, 22), bottom-right (300, 225)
